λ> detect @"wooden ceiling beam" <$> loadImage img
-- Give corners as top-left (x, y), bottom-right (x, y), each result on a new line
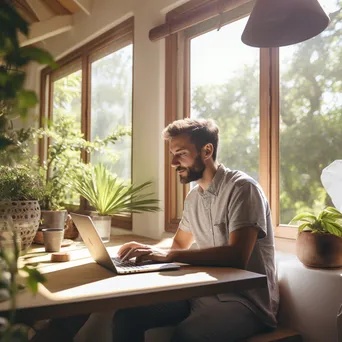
top-left (26, 0), bottom-right (55, 21)
top-left (56, 0), bottom-right (80, 14)
top-left (42, 0), bottom-right (70, 15)
top-left (10, 0), bottom-right (39, 23)
top-left (19, 15), bottom-right (73, 46)
top-left (72, 0), bottom-right (91, 15)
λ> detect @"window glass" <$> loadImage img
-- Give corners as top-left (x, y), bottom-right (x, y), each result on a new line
top-left (190, 17), bottom-right (260, 181)
top-left (279, 0), bottom-right (342, 224)
top-left (90, 44), bottom-right (133, 182)
top-left (52, 69), bottom-right (82, 205)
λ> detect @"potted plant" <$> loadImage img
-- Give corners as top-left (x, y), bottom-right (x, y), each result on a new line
top-left (0, 0), bottom-right (58, 242)
top-left (35, 114), bottom-right (130, 237)
top-left (291, 206), bottom-right (342, 268)
top-left (0, 165), bottom-right (44, 250)
top-left (71, 163), bottom-right (160, 242)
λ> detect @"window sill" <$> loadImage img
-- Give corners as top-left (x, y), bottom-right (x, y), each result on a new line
top-left (275, 225), bottom-right (298, 239)
top-left (275, 237), bottom-right (296, 254)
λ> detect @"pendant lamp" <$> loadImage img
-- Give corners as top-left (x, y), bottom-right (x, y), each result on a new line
top-left (241, 0), bottom-right (330, 47)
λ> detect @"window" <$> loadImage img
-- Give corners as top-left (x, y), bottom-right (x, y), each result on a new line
top-left (40, 18), bottom-right (134, 229)
top-left (278, 0), bottom-right (342, 227)
top-left (51, 62), bottom-right (82, 205)
top-left (164, 0), bottom-right (341, 238)
top-left (190, 17), bottom-right (260, 181)
top-left (90, 44), bottom-right (133, 179)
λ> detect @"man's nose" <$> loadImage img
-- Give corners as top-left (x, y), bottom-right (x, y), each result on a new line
top-left (171, 156), bottom-right (180, 168)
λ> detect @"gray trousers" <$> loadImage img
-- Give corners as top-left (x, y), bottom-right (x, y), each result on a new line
top-left (112, 296), bottom-right (268, 342)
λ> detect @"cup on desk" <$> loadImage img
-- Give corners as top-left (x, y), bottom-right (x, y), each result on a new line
top-left (42, 228), bottom-right (64, 252)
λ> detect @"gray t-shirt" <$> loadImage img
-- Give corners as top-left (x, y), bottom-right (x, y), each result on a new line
top-left (179, 164), bottom-right (279, 328)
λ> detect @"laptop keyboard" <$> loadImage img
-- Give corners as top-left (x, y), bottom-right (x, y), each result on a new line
top-left (111, 257), bottom-right (145, 270)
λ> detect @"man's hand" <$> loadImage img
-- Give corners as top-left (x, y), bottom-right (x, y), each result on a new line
top-left (117, 241), bottom-right (148, 260)
top-left (117, 241), bottom-right (174, 264)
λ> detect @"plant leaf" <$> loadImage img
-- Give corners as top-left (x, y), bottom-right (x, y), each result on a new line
top-left (21, 266), bottom-right (46, 294)
top-left (72, 164), bottom-right (160, 215)
top-left (290, 212), bottom-right (316, 224)
top-left (323, 207), bottom-right (342, 220)
top-left (323, 221), bottom-right (342, 237)
top-left (20, 46), bottom-right (58, 69)
top-left (298, 222), bottom-right (312, 232)
top-left (17, 89), bottom-right (38, 109)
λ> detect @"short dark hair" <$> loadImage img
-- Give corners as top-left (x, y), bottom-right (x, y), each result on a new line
top-left (162, 118), bottom-right (219, 161)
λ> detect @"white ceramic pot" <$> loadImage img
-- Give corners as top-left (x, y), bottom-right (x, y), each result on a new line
top-left (91, 215), bottom-right (111, 242)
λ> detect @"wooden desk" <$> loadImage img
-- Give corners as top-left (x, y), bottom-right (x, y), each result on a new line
top-left (0, 235), bottom-right (267, 321)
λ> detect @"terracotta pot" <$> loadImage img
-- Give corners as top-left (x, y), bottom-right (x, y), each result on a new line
top-left (296, 231), bottom-right (342, 268)
top-left (64, 214), bottom-right (79, 240)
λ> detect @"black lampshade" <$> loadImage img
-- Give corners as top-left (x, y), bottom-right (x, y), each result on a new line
top-left (241, 0), bottom-right (330, 48)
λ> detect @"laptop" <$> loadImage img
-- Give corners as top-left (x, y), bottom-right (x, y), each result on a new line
top-left (70, 213), bottom-right (180, 274)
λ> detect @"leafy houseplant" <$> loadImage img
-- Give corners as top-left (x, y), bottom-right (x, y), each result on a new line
top-left (0, 2), bottom-right (57, 152)
top-left (0, 225), bottom-right (45, 342)
top-left (0, 166), bottom-right (44, 250)
top-left (72, 164), bottom-right (160, 241)
top-left (0, 2), bottom-right (55, 341)
top-left (291, 206), bottom-right (342, 268)
top-left (38, 114), bottom-right (129, 212)
top-left (35, 114), bottom-right (130, 238)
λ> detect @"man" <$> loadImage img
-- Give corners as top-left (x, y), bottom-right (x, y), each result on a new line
top-left (113, 118), bottom-right (279, 342)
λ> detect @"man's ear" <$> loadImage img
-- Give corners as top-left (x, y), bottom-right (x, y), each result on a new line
top-left (202, 143), bottom-right (213, 160)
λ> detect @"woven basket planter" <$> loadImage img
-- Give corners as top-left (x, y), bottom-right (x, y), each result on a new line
top-left (0, 200), bottom-right (41, 250)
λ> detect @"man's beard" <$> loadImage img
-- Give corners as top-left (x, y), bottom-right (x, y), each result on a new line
top-left (176, 154), bottom-right (205, 184)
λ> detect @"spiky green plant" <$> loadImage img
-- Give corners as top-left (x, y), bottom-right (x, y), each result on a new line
top-left (290, 206), bottom-right (342, 237)
top-left (72, 164), bottom-right (160, 215)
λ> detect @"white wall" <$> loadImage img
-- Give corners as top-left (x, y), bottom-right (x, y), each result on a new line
top-left (26, 0), bottom-right (189, 239)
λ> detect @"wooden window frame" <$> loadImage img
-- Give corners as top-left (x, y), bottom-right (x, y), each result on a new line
top-left (40, 17), bottom-right (134, 230)
top-left (164, 2), bottom-right (298, 239)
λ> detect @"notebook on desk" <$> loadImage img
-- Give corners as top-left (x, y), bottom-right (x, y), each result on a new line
top-left (70, 213), bottom-right (180, 274)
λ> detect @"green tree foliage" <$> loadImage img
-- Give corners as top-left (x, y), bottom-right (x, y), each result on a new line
top-left (192, 1), bottom-right (342, 224)
top-left (53, 71), bottom-right (82, 119)
top-left (90, 45), bottom-right (133, 180)
top-left (279, 2), bottom-right (342, 222)
top-left (192, 64), bottom-right (259, 181)
top-left (52, 46), bottom-right (133, 181)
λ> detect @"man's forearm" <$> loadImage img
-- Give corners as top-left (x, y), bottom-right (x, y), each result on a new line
top-left (169, 245), bottom-right (245, 268)
top-left (152, 237), bottom-right (188, 251)
top-left (151, 238), bottom-right (176, 251)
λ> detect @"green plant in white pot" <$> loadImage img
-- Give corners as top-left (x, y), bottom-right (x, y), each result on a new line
top-left (72, 164), bottom-right (160, 242)
top-left (291, 206), bottom-right (342, 268)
